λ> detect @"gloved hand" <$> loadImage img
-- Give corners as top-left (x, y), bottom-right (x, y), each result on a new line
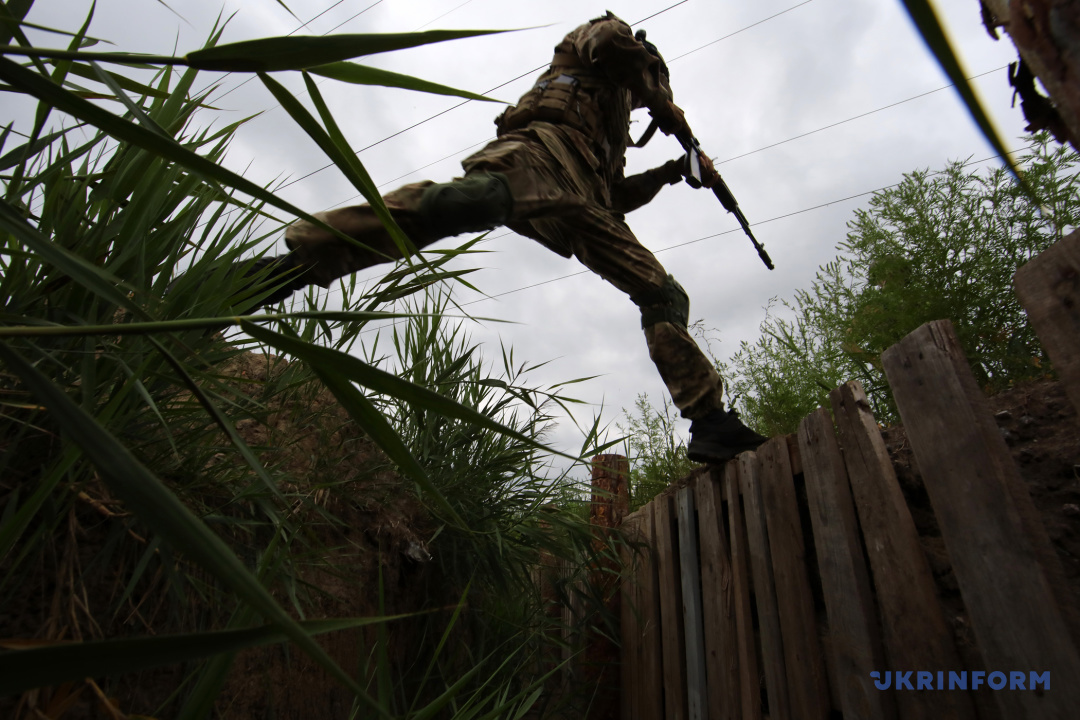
top-left (652, 158), bottom-right (686, 186)
top-left (695, 150), bottom-right (721, 189)
top-left (654, 100), bottom-right (689, 138)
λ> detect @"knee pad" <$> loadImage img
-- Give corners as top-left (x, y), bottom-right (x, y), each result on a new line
top-left (419, 172), bottom-right (512, 238)
top-left (631, 274), bottom-right (690, 330)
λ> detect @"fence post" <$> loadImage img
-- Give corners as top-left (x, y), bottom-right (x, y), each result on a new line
top-left (798, 407), bottom-right (896, 720)
top-left (757, 436), bottom-right (831, 720)
top-left (882, 319), bottom-right (1080, 719)
top-left (697, 467), bottom-right (742, 720)
top-left (677, 484), bottom-right (708, 720)
top-left (587, 454), bottom-right (630, 720)
top-left (724, 462), bottom-right (763, 720)
top-left (1014, 228), bottom-right (1080, 417)
top-left (654, 492), bottom-right (689, 720)
top-left (738, 451), bottom-right (790, 720)
top-left (619, 512), bottom-right (642, 720)
top-left (829, 381), bottom-right (975, 720)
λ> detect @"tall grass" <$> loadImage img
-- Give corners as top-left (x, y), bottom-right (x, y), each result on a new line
top-left (0, 3), bottom-right (619, 717)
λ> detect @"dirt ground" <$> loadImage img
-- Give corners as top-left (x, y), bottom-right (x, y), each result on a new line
top-left (884, 377), bottom-right (1080, 600)
top-left (5, 351), bottom-right (1079, 718)
top-left (881, 376), bottom-right (1080, 717)
top-left (1, 352), bottom-right (438, 720)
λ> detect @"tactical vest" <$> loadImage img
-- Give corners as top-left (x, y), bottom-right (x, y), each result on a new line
top-left (495, 17), bottom-right (633, 179)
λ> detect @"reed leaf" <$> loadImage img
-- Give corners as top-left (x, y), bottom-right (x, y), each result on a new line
top-left (240, 320), bottom-right (582, 465)
top-left (310, 62), bottom-right (505, 103)
top-left (0, 615), bottom-right (416, 695)
top-left (258, 70), bottom-right (411, 261)
top-left (0, 340), bottom-right (388, 716)
top-left (186, 29), bottom-right (512, 72)
top-left (0, 197), bottom-right (149, 318)
top-left (0, 56), bottom-right (359, 245)
top-left (0, 311), bottom-right (454, 337)
top-left (899, 0), bottom-right (1024, 182)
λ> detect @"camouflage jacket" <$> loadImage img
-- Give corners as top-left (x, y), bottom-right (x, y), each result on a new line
top-left (495, 12), bottom-right (678, 194)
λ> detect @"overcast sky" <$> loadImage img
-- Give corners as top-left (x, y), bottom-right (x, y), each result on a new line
top-left (16, 0), bottom-right (1034, 478)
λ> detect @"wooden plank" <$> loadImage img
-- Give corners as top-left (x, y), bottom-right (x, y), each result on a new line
top-left (724, 461), bottom-right (762, 720)
top-left (677, 486), bottom-right (708, 720)
top-left (620, 514), bottom-right (641, 720)
top-left (636, 506), bottom-right (664, 720)
top-left (1014, 229), bottom-right (1080, 417)
top-left (738, 451), bottom-right (789, 720)
top-left (785, 432), bottom-right (802, 476)
top-left (830, 380), bottom-right (975, 720)
top-left (757, 436), bottom-right (831, 720)
top-left (653, 493), bottom-right (688, 720)
top-left (561, 555), bottom-right (573, 674)
top-left (697, 468), bottom-right (741, 720)
top-left (1012, 242), bottom-right (1080, 647)
top-left (592, 454), bottom-right (630, 529)
top-left (798, 407), bottom-right (896, 720)
top-left (882, 319), bottom-right (1080, 719)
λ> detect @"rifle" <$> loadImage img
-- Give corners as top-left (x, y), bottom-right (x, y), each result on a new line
top-left (676, 132), bottom-right (774, 270)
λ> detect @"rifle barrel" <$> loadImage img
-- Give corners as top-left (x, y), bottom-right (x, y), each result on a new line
top-left (676, 131), bottom-right (774, 270)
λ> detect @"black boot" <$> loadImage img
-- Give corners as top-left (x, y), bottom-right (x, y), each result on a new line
top-left (687, 408), bottom-right (768, 464)
top-left (168, 254), bottom-right (308, 309)
top-left (235, 254), bottom-right (309, 308)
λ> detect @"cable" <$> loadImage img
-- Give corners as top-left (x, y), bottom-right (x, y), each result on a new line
top-left (193, 1), bottom-right (355, 101)
top-left (335, 144), bottom-right (1034, 340)
top-left (303, 62), bottom-right (1020, 311)
top-left (413, 0), bottom-right (480, 32)
top-left (376, 137), bottom-right (491, 189)
top-left (184, 5), bottom-right (1006, 276)
top-left (258, 0), bottom-right (697, 195)
top-left (667, 0), bottom-right (815, 64)
top-left (323, 0), bottom-right (388, 35)
top-left (298, 0), bottom-right (353, 31)
top-left (203, 1), bottom-right (386, 106)
top-left (180, 0), bottom-right (800, 232)
top-left (716, 66), bottom-right (1007, 165)
top-left (315, 64), bottom-right (1010, 238)
top-left (632, 0), bottom-right (691, 26)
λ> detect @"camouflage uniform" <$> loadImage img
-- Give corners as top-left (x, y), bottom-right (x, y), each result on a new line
top-left (285, 13), bottom-right (724, 420)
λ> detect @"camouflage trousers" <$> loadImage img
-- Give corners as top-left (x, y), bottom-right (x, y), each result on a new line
top-left (285, 122), bottom-right (724, 420)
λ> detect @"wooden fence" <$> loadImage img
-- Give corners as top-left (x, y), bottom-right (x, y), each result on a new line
top-left (617, 310), bottom-right (1080, 719)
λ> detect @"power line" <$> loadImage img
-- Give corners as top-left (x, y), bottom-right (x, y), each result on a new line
top-left (667, 0), bottom-right (815, 64)
top-left (293, 60), bottom-right (1020, 308)
top-left (716, 66), bottom-right (1007, 165)
top-left (182, 1), bottom-right (796, 229)
top-left (341, 145), bottom-right (1033, 340)
top-left (323, 0), bottom-right (388, 35)
top-left (632, 0), bottom-right (691, 26)
top-left (299, 0), bottom-right (353, 32)
top-left (202, 1), bottom-right (386, 106)
top-left (186, 3), bottom-right (1005, 278)
top-left (413, 0), bottom-right (481, 32)
top-left (316, 64), bottom-right (1008, 232)
top-left (261, 0), bottom-right (697, 195)
top-left (376, 137), bottom-right (491, 189)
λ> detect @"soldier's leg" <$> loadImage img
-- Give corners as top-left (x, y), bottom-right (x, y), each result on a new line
top-left (285, 173), bottom-right (512, 288)
top-left (211, 173), bottom-right (513, 307)
top-left (526, 208), bottom-right (766, 463)
top-left (527, 208), bottom-right (724, 420)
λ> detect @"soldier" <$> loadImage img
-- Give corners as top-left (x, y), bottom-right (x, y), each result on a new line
top-left (235, 12), bottom-right (767, 464)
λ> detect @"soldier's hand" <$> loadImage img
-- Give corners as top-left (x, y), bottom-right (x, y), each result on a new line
top-left (656, 158), bottom-right (686, 185)
top-left (655, 101), bottom-right (689, 138)
top-left (697, 151), bottom-right (720, 188)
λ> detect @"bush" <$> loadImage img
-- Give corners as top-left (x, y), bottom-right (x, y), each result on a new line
top-left (724, 133), bottom-right (1080, 435)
